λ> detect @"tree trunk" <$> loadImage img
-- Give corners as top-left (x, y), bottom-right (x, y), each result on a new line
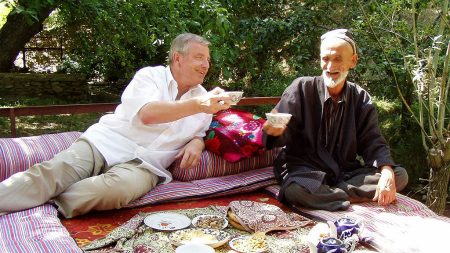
top-left (0, 2), bottom-right (57, 72)
top-left (426, 166), bottom-right (450, 214)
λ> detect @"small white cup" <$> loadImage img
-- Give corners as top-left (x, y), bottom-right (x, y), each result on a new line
top-left (265, 112), bottom-right (292, 127)
top-left (225, 91), bottom-right (244, 105)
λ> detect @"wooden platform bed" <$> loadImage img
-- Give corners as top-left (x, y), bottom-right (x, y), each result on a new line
top-left (0, 98), bottom-right (449, 253)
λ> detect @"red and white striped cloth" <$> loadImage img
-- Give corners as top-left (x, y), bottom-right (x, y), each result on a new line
top-left (0, 132), bottom-right (82, 182)
top-left (127, 166), bottom-right (277, 207)
top-left (169, 148), bottom-right (279, 181)
top-left (0, 204), bottom-right (81, 253)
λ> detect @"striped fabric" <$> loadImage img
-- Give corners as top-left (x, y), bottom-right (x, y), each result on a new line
top-left (0, 132), bottom-right (81, 182)
top-left (0, 132), bottom-right (279, 253)
top-left (0, 204), bottom-right (82, 253)
top-left (169, 148), bottom-right (279, 181)
top-left (126, 166), bottom-right (277, 207)
top-left (264, 185), bottom-right (442, 220)
top-left (264, 185), bottom-right (450, 253)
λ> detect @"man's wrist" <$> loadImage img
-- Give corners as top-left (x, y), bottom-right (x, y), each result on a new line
top-left (380, 165), bottom-right (395, 177)
top-left (191, 136), bottom-right (205, 148)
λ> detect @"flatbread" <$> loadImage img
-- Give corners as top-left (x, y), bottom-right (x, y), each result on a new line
top-left (227, 210), bottom-right (249, 231)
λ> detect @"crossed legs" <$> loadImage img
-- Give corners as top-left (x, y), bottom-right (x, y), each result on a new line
top-left (283, 167), bottom-right (409, 211)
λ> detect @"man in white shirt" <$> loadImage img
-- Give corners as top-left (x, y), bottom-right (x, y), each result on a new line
top-left (0, 33), bottom-right (231, 218)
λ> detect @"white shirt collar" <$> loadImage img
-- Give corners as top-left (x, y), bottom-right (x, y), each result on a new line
top-left (165, 65), bottom-right (203, 99)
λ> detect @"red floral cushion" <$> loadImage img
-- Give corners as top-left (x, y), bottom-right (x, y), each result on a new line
top-left (204, 108), bottom-right (266, 162)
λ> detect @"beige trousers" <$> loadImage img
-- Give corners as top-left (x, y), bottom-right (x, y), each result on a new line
top-left (0, 138), bottom-right (159, 218)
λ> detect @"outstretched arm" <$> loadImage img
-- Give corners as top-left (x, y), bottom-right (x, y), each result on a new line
top-left (138, 87), bottom-right (231, 124)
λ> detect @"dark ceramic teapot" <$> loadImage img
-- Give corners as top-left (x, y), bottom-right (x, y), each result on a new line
top-left (327, 216), bottom-right (364, 241)
top-left (308, 236), bottom-right (357, 253)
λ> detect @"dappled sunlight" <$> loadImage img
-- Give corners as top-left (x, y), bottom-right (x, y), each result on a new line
top-left (0, 2), bottom-right (12, 28)
top-left (372, 98), bottom-right (400, 114)
top-left (1, 113), bottom-right (101, 137)
top-left (379, 121), bottom-right (394, 131)
top-left (43, 231), bottom-right (68, 241)
top-left (18, 212), bottom-right (71, 242)
top-left (369, 211), bottom-right (450, 252)
top-left (18, 116), bottom-right (66, 130)
top-left (298, 194), bottom-right (450, 253)
top-left (13, 138), bottom-right (31, 155)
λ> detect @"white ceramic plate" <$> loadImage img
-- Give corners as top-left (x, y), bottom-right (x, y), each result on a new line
top-left (229, 236), bottom-right (267, 253)
top-left (144, 212), bottom-right (191, 231)
top-left (175, 243), bottom-right (215, 253)
top-left (192, 214), bottom-right (228, 229)
top-left (169, 228), bottom-right (230, 248)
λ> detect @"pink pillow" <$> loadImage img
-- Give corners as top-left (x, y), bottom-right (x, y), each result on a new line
top-left (0, 204), bottom-right (82, 252)
top-left (169, 148), bottom-right (278, 182)
top-left (204, 108), bottom-right (266, 162)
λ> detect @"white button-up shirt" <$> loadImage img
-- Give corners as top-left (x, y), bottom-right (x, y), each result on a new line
top-left (82, 66), bottom-right (212, 184)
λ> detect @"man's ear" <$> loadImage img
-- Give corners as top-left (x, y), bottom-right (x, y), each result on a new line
top-left (173, 51), bottom-right (181, 65)
top-left (350, 54), bottom-right (358, 69)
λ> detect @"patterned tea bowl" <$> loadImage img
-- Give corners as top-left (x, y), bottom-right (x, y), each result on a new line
top-left (225, 91), bottom-right (244, 105)
top-left (265, 113), bottom-right (292, 127)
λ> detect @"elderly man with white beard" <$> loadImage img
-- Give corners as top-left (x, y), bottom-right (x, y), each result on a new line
top-left (263, 29), bottom-right (409, 211)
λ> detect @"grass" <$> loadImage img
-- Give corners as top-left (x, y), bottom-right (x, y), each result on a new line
top-left (0, 113), bottom-right (104, 138)
top-left (0, 91), bottom-right (119, 137)
top-left (0, 95), bottom-right (108, 137)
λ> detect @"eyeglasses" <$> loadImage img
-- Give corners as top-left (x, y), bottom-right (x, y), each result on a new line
top-left (321, 29), bottom-right (356, 54)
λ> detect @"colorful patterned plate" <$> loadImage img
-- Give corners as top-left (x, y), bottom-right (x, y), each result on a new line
top-left (144, 213), bottom-right (191, 231)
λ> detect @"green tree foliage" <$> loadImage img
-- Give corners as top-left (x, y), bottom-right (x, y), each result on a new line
top-left (3, 0), bottom-right (364, 91)
top-left (50, 0), bottom-right (363, 93)
top-left (211, 0), bottom-right (361, 96)
top-left (54, 0), bottom-right (230, 82)
top-left (356, 0), bottom-right (449, 213)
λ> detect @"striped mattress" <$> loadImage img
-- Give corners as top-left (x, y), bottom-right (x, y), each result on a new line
top-left (0, 132), bottom-right (278, 252)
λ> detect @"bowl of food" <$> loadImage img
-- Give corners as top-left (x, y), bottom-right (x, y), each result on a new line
top-left (192, 214), bottom-right (228, 229)
top-left (228, 232), bottom-right (268, 253)
top-left (169, 228), bottom-right (231, 248)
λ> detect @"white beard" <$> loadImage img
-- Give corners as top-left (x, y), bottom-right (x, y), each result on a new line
top-left (322, 70), bottom-right (349, 88)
